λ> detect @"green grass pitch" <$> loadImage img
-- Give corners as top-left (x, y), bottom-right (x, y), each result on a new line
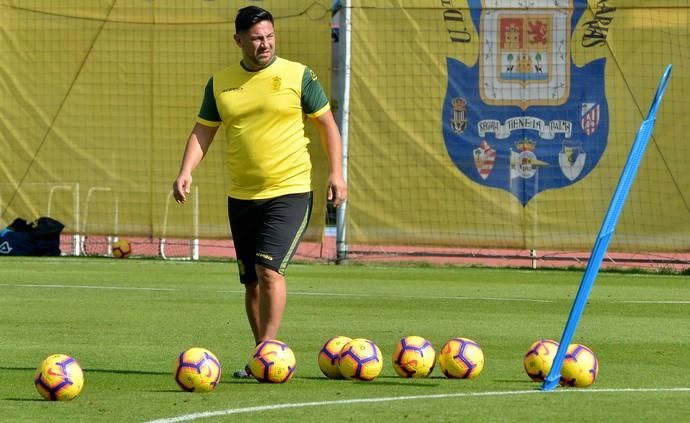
top-left (1, 257), bottom-right (688, 421)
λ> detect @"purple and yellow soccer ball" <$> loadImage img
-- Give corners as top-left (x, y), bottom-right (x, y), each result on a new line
top-left (559, 343), bottom-right (598, 388)
top-left (392, 335), bottom-right (436, 378)
top-left (338, 338), bottom-right (383, 381)
top-left (34, 354), bottom-right (85, 401)
top-left (318, 336), bottom-right (352, 379)
top-left (523, 339), bottom-right (560, 382)
top-left (248, 339), bottom-right (296, 383)
top-left (111, 239), bottom-right (132, 258)
top-left (438, 337), bottom-right (484, 379)
top-left (174, 347), bottom-right (222, 392)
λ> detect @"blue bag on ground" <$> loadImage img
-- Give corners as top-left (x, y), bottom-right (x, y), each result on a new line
top-left (0, 217), bottom-right (64, 256)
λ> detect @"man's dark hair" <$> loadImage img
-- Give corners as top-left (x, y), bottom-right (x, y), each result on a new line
top-left (235, 6), bottom-right (274, 33)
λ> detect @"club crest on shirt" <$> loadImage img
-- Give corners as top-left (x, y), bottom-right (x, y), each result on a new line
top-left (441, 0), bottom-right (609, 205)
top-left (272, 76), bottom-right (282, 91)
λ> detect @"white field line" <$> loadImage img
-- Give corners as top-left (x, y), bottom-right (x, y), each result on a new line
top-left (2, 284), bottom-right (688, 305)
top-left (0, 283), bottom-right (551, 303)
top-left (5, 284), bottom-right (175, 292)
top-left (145, 387), bottom-right (690, 423)
top-left (217, 290), bottom-right (553, 303)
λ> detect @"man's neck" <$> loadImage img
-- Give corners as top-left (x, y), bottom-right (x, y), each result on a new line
top-left (240, 56), bottom-right (277, 72)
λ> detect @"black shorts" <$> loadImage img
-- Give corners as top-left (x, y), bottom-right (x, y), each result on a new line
top-left (227, 192), bottom-right (313, 284)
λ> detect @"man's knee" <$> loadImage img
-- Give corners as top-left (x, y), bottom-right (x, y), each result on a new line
top-left (256, 265), bottom-right (284, 285)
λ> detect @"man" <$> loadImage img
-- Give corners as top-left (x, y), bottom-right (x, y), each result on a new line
top-left (172, 6), bottom-right (347, 377)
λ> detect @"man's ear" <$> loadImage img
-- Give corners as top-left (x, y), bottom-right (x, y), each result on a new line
top-left (233, 33), bottom-right (241, 47)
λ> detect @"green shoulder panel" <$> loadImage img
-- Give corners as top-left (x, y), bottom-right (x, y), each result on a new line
top-left (198, 77), bottom-right (221, 123)
top-left (301, 67), bottom-right (329, 115)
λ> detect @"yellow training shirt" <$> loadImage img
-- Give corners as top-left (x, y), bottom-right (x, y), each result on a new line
top-left (196, 57), bottom-right (330, 199)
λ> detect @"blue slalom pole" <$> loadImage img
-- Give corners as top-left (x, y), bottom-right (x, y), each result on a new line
top-left (542, 65), bottom-right (672, 391)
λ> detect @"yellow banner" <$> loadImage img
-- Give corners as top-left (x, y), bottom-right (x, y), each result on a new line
top-left (0, 1), bottom-right (332, 241)
top-left (346, 1), bottom-right (690, 251)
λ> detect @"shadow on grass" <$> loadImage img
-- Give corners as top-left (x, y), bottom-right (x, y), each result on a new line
top-left (494, 378), bottom-right (534, 384)
top-left (0, 366), bottom-right (169, 376)
top-left (147, 389), bottom-right (185, 393)
top-left (82, 368), bottom-right (170, 376)
top-left (218, 375), bottom-right (442, 388)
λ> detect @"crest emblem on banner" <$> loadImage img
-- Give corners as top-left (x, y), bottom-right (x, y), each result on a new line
top-left (510, 138), bottom-right (548, 180)
top-left (580, 102), bottom-right (600, 135)
top-left (559, 141), bottom-right (587, 181)
top-left (451, 97), bottom-right (468, 133)
top-left (473, 140), bottom-right (496, 179)
top-left (442, 0), bottom-right (609, 205)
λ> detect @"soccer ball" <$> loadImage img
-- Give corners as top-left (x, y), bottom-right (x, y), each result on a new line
top-left (111, 239), bottom-right (131, 258)
top-left (560, 343), bottom-right (598, 388)
top-left (248, 339), bottom-right (296, 383)
top-left (34, 354), bottom-right (84, 401)
top-left (392, 336), bottom-right (436, 378)
top-left (523, 339), bottom-right (560, 382)
top-left (338, 338), bottom-right (383, 381)
top-left (318, 336), bottom-right (352, 379)
top-left (438, 337), bottom-right (484, 379)
top-left (174, 347), bottom-right (222, 392)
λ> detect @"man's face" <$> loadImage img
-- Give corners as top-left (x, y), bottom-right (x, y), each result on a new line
top-left (234, 20), bottom-right (275, 70)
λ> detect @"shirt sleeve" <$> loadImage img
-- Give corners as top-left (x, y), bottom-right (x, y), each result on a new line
top-left (301, 67), bottom-right (330, 118)
top-left (196, 77), bottom-right (222, 126)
